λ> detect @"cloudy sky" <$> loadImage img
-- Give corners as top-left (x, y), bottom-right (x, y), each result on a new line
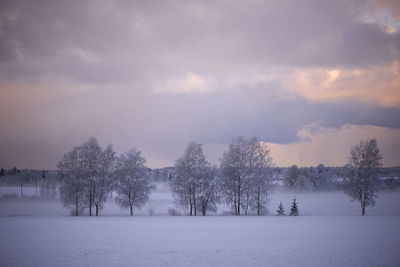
top-left (0, 0), bottom-right (399, 169)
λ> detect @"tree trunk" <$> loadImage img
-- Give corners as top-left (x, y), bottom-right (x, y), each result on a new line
top-left (130, 204), bottom-right (133, 216)
top-left (194, 189), bottom-right (197, 216)
top-left (96, 205), bottom-right (99, 216)
top-left (189, 188), bottom-right (193, 216)
top-left (89, 193), bottom-right (92, 216)
top-left (75, 196), bottom-right (79, 216)
top-left (362, 201), bottom-right (365, 216)
top-left (20, 183), bottom-right (23, 197)
top-left (237, 185), bottom-right (241, 216)
top-left (257, 188), bottom-right (261, 216)
top-left (234, 197), bottom-right (237, 216)
top-left (245, 191), bottom-right (249, 216)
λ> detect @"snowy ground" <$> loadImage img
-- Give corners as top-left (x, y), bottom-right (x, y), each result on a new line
top-left (1, 183), bottom-right (400, 266)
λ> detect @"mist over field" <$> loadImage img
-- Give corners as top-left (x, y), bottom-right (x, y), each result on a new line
top-left (1, 181), bottom-right (400, 266)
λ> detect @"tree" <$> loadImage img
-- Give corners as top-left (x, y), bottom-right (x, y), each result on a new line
top-left (276, 201), bottom-right (285, 216)
top-left (343, 139), bottom-right (382, 216)
top-left (220, 137), bottom-right (273, 215)
top-left (197, 166), bottom-right (220, 216)
top-left (80, 137), bottom-right (103, 216)
top-left (115, 148), bottom-right (153, 216)
top-left (58, 137), bottom-right (114, 216)
top-left (284, 165), bottom-right (300, 189)
top-left (92, 144), bottom-right (116, 216)
top-left (248, 142), bottom-right (273, 215)
top-left (220, 137), bottom-right (250, 215)
top-left (170, 142), bottom-right (217, 216)
top-left (58, 146), bottom-right (87, 216)
top-left (40, 176), bottom-right (57, 199)
top-left (290, 197), bottom-right (299, 216)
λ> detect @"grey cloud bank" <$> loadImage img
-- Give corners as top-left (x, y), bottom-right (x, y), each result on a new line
top-left (0, 0), bottom-right (399, 168)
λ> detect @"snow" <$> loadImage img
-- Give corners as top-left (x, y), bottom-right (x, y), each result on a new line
top-left (1, 183), bottom-right (400, 266)
top-left (1, 216), bottom-right (399, 266)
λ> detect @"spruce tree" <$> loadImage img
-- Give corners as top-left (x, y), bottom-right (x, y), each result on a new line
top-left (290, 197), bottom-right (299, 216)
top-left (276, 201), bottom-right (285, 216)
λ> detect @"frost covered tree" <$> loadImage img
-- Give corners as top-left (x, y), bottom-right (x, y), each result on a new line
top-left (58, 146), bottom-right (86, 216)
top-left (115, 148), bottom-right (153, 216)
top-left (197, 166), bottom-right (220, 216)
top-left (220, 137), bottom-right (248, 215)
top-left (58, 138), bottom-right (115, 216)
top-left (284, 165), bottom-right (300, 189)
top-left (343, 139), bottom-right (382, 216)
top-left (220, 137), bottom-right (273, 215)
top-left (290, 197), bottom-right (299, 216)
top-left (92, 145), bottom-right (116, 216)
top-left (80, 137), bottom-right (103, 216)
top-left (309, 164), bottom-right (327, 191)
top-left (39, 171), bottom-right (58, 199)
top-left (247, 142), bottom-right (273, 215)
top-left (171, 142), bottom-right (217, 216)
top-left (276, 201), bottom-right (285, 216)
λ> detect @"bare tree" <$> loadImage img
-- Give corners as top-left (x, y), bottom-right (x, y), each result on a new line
top-left (115, 148), bottom-right (153, 216)
top-left (344, 139), bottom-right (382, 216)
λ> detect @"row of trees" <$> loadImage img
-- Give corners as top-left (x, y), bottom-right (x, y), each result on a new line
top-left (58, 138), bottom-right (152, 216)
top-left (58, 137), bottom-right (383, 216)
top-left (171, 137), bottom-right (273, 216)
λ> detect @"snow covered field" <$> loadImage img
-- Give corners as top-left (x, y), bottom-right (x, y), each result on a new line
top-left (1, 183), bottom-right (400, 266)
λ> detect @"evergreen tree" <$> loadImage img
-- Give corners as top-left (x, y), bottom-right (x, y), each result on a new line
top-left (276, 201), bottom-right (285, 216)
top-left (290, 197), bottom-right (299, 216)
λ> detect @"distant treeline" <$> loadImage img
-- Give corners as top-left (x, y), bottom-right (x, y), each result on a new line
top-left (1, 165), bottom-right (399, 190)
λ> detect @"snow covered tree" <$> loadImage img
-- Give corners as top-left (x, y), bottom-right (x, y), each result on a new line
top-left (276, 201), bottom-right (285, 216)
top-left (171, 142), bottom-right (216, 216)
top-left (58, 146), bottom-right (87, 216)
top-left (80, 137), bottom-right (103, 216)
top-left (197, 166), bottom-right (220, 216)
top-left (220, 137), bottom-right (249, 215)
top-left (58, 137), bottom-right (115, 216)
top-left (284, 165), bottom-right (300, 189)
top-left (248, 142), bottom-right (273, 215)
top-left (343, 139), bottom-right (382, 216)
top-left (290, 197), bottom-right (299, 216)
top-left (220, 137), bottom-right (273, 215)
top-left (115, 148), bottom-right (153, 216)
top-left (39, 172), bottom-right (58, 199)
top-left (92, 144), bottom-right (116, 216)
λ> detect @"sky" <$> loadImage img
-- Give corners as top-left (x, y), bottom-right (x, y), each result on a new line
top-left (0, 0), bottom-right (399, 169)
